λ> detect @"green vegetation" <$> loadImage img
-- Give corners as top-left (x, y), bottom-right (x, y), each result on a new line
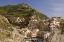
top-left (0, 15), bottom-right (13, 39)
top-left (0, 31), bottom-right (12, 40)
top-left (6, 33), bottom-right (11, 38)
top-left (0, 15), bottom-right (13, 31)
top-left (0, 3), bottom-right (48, 27)
top-left (0, 3), bottom-right (48, 19)
top-left (60, 22), bottom-right (64, 34)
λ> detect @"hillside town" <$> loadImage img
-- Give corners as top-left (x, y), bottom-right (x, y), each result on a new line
top-left (0, 3), bottom-right (64, 42)
top-left (3, 15), bottom-right (64, 42)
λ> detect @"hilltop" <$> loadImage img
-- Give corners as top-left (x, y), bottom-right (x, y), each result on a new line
top-left (0, 3), bottom-right (48, 19)
top-left (0, 3), bottom-right (64, 42)
top-left (0, 3), bottom-right (49, 27)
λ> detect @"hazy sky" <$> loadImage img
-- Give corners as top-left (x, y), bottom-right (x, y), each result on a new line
top-left (0, 0), bottom-right (64, 18)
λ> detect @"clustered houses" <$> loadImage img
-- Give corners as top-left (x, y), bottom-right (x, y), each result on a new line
top-left (8, 17), bottom-right (25, 23)
top-left (8, 16), bottom-right (31, 25)
top-left (38, 17), bottom-right (62, 40)
top-left (18, 15), bottom-right (40, 38)
top-left (8, 16), bottom-right (63, 41)
top-left (19, 17), bottom-right (58, 38)
top-left (52, 17), bottom-right (61, 27)
top-left (20, 18), bottom-right (39, 37)
top-left (19, 28), bottom-right (31, 37)
top-left (20, 27), bottom-right (39, 37)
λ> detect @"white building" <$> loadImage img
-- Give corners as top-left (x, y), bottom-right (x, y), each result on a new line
top-left (52, 17), bottom-right (60, 26)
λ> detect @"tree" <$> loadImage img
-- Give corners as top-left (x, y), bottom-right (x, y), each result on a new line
top-left (60, 22), bottom-right (64, 34)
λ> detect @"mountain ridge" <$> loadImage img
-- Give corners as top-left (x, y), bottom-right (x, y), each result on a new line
top-left (0, 3), bottom-right (48, 19)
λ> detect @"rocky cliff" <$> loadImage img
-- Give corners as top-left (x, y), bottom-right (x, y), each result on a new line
top-left (51, 28), bottom-right (64, 42)
top-left (0, 15), bottom-right (26, 42)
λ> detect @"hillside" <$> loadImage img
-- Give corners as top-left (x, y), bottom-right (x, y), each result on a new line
top-left (0, 15), bottom-right (26, 42)
top-left (0, 3), bottom-right (48, 27)
top-left (0, 15), bottom-right (13, 40)
top-left (0, 3), bottom-right (48, 19)
top-left (0, 15), bottom-right (13, 30)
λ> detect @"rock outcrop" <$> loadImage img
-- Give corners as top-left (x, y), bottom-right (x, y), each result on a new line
top-left (51, 28), bottom-right (64, 42)
top-left (0, 15), bottom-right (26, 42)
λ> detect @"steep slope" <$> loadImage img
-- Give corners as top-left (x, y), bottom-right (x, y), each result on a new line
top-left (0, 15), bottom-right (13, 40)
top-left (0, 3), bottom-right (48, 19)
top-left (0, 3), bottom-right (49, 28)
top-left (0, 15), bottom-right (26, 42)
top-left (51, 28), bottom-right (64, 42)
top-left (0, 15), bottom-right (13, 29)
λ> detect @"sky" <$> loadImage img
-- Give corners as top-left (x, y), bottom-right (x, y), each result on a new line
top-left (0, 0), bottom-right (64, 18)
